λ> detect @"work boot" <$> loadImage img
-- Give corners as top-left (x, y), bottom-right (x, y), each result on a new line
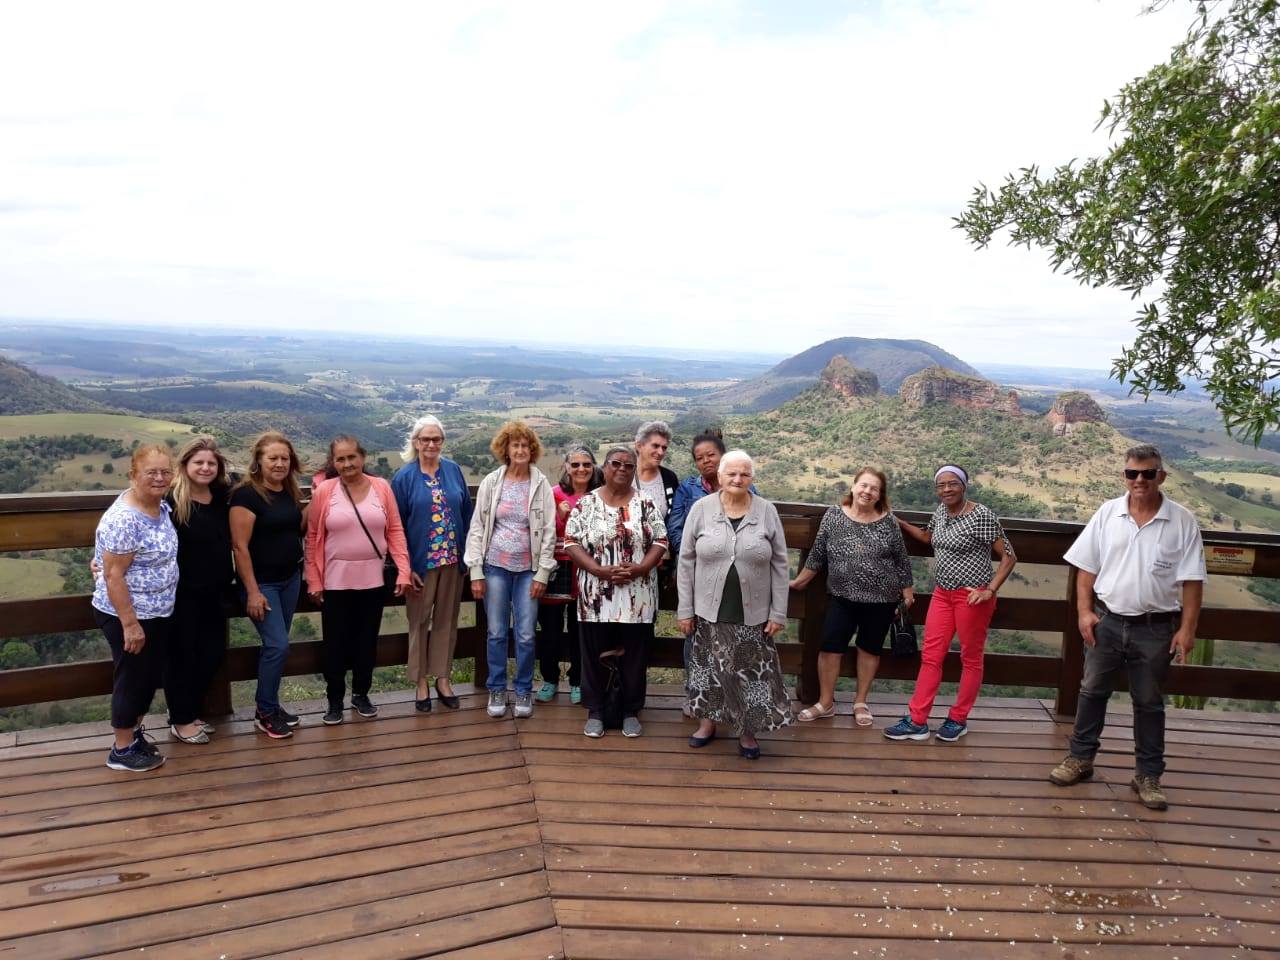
top-left (1049, 755), bottom-right (1094, 786)
top-left (1130, 774), bottom-right (1169, 810)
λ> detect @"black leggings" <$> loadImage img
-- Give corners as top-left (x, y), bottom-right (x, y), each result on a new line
top-left (165, 587), bottom-right (227, 725)
top-left (97, 610), bottom-right (172, 730)
top-left (321, 587), bottom-right (385, 704)
top-left (536, 602), bottom-right (582, 686)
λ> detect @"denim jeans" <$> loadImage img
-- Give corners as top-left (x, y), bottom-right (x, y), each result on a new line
top-left (243, 572), bottom-right (301, 715)
top-left (483, 564), bottom-right (538, 696)
top-left (1068, 608), bottom-right (1175, 777)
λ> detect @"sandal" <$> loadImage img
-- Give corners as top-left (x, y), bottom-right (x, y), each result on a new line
top-left (853, 702), bottom-right (874, 727)
top-left (797, 702), bottom-right (835, 722)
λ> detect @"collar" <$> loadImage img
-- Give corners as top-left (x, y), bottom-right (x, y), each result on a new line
top-left (1118, 492), bottom-right (1169, 522)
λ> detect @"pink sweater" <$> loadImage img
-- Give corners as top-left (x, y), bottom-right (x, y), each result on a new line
top-left (305, 476), bottom-right (411, 593)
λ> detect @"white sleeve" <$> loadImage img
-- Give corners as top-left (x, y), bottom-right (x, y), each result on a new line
top-left (1062, 506), bottom-right (1105, 574)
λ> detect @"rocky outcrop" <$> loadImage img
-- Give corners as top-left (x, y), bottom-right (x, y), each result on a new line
top-left (820, 356), bottom-right (880, 399)
top-left (898, 366), bottom-right (1020, 415)
top-left (1047, 390), bottom-right (1106, 436)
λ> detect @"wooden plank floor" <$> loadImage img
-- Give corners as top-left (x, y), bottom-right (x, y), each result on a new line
top-left (0, 686), bottom-right (1276, 958)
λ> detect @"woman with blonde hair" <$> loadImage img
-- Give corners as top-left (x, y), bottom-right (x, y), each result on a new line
top-left (231, 431), bottom-right (307, 739)
top-left (164, 436), bottom-right (234, 744)
top-left (789, 467), bottom-right (914, 726)
top-left (392, 415), bottom-right (473, 711)
top-left (463, 421), bottom-right (557, 719)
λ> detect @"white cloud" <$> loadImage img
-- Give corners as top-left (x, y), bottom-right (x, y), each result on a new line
top-left (0, 0), bottom-right (1190, 368)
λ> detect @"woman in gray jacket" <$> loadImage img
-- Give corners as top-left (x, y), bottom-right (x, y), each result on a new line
top-left (676, 449), bottom-right (794, 758)
top-left (463, 421), bottom-right (557, 720)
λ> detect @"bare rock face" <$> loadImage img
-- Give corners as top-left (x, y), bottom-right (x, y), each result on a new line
top-left (820, 356), bottom-right (881, 399)
top-left (1047, 390), bottom-right (1106, 436)
top-left (898, 365), bottom-right (1020, 415)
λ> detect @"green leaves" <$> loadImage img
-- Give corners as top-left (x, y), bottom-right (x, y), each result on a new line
top-left (957, 0), bottom-right (1280, 444)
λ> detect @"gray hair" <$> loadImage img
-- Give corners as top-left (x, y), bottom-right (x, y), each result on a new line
top-left (602, 444), bottom-right (635, 465)
top-left (1125, 443), bottom-right (1163, 469)
top-left (401, 414), bottom-right (446, 462)
top-left (634, 420), bottom-right (672, 446)
top-left (562, 441), bottom-right (597, 464)
top-left (718, 449), bottom-right (755, 476)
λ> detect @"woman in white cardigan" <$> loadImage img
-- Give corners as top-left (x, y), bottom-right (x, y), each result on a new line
top-left (463, 421), bottom-right (557, 720)
top-left (676, 450), bottom-right (794, 759)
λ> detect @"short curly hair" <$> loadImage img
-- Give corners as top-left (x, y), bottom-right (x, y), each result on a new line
top-left (490, 420), bottom-right (543, 465)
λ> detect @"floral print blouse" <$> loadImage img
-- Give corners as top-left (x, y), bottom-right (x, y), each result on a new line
top-left (422, 470), bottom-right (459, 569)
top-left (564, 490), bottom-right (668, 624)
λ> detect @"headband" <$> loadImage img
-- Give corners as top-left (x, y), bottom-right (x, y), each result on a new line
top-left (934, 465), bottom-right (968, 487)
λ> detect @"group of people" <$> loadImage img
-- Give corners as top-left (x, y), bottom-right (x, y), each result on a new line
top-left (92, 423), bottom-right (1205, 810)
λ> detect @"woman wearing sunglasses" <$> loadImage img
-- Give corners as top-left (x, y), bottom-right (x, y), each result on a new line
top-left (535, 443), bottom-right (603, 704)
top-left (564, 445), bottom-right (668, 738)
top-left (886, 464), bottom-right (1016, 743)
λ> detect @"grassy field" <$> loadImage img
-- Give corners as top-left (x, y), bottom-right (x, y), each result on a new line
top-left (1197, 471), bottom-right (1280, 497)
top-left (0, 412), bottom-right (196, 443)
top-left (0, 557), bottom-right (64, 600)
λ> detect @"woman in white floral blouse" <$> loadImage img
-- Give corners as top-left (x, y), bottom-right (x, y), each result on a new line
top-left (564, 445), bottom-right (668, 739)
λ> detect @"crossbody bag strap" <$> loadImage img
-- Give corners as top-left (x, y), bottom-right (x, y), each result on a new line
top-left (340, 480), bottom-right (384, 560)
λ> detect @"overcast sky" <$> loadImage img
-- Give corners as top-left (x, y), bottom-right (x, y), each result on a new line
top-left (0, 1), bottom-right (1192, 368)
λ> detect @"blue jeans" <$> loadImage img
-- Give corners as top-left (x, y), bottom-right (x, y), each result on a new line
top-left (483, 564), bottom-right (537, 696)
top-left (242, 572), bottom-right (301, 715)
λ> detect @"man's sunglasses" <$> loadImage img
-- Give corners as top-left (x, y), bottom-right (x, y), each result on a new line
top-left (1124, 468), bottom-right (1160, 480)
top-left (606, 459), bottom-right (636, 471)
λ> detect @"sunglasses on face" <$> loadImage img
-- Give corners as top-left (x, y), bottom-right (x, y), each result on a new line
top-left (606, 459), bottom-right (636, 471)
top-left (568, 462), bottom-right (594, 469)
top-left (1124, 468), bottom-right (1160, 480)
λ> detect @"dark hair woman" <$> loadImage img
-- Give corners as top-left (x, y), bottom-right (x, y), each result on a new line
top-left (93, 445), bottom-right (179, 772)
top-left (535, 443), bottom-right (603, 705)
top-left (789, 467), bottom-right (914, 727)
top-left (391, 414), bottom-right (473, 712)
top-left (564, 445), bottom-right (668, 739)
top-left (230, 431), bottom-right (307, 739)
top-left (164, 436), bottom-right (233, 745)
top-left (306, 435), bottom-right (412, 725)
top-left (886, 464), bottom-right (1017, 743)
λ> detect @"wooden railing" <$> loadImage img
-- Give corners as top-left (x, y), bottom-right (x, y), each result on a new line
top-left (2, 490), bottom-right (1279, 717)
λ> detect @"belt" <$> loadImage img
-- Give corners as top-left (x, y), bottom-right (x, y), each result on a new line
top-left (1095, 602), bottom-right (1178, 625)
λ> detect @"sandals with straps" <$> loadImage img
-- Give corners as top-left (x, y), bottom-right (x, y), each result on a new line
top-left (853, 702), bottom-right (874, 727)
top-left (797, 702), bottom-right (836, 722)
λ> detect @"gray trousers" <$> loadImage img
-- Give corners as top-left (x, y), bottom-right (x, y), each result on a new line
top-left (1068, 609), bottom-right (1175, 778)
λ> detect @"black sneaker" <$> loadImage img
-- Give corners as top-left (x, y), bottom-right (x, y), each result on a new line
top-left (255, 709), bottom-right (294, 739)
top-left (351, 694), bottom-right (378, 718)
top-left (322, 703), bottom-right (344, 725)
top-left (132, 726), bottom-right (161, 757)
top-left (106, 741), bottom-right (165, 772)
top-left (275, 706), bottom-right (301, 727)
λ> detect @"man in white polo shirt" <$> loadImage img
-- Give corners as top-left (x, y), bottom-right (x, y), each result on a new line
top-left (1049, 444), bottom-right (1205, 810)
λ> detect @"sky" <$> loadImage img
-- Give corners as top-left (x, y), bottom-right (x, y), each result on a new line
top-left (0, 1), bottom-right (1193, 369)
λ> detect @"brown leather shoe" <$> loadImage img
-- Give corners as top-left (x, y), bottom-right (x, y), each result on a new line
top-left (1049, 755), bottom-right (1094, 786)
top-left (1130, 775), bottom-right (1168, 810)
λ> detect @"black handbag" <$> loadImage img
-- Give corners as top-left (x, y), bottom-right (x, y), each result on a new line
top-left (600, 652), bottom-right (625, 729)
top-left (890, 602), bottom-right (919, 658)
top-left (340, 481), bottom-right (399, 595)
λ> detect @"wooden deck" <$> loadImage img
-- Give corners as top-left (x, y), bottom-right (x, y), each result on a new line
top-left (0, 686), bottom-right (1277, 959)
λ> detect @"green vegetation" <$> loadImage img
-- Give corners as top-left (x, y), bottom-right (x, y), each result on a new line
top-left (957, 0), bottom-right (1280, 443)
top-left (0, 435), bottom-right (116, 493)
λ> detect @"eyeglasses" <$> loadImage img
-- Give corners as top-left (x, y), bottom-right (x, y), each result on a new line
top-left (935, 481), bottom-right (964, 490)
top-left (140, 470), bottom-right (173, 480)
top-left (606, 459), bottom-right (636, 471)
top-left (1124, 468), bottom-right (1160, 480)
top-left (417, 436), bottom-right (444, 445)
top-left (568, 462), bottom-right (594, 469)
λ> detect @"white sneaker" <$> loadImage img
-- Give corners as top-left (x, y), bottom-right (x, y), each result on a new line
top-left (487, 690), bottom-right (508, 717)
top-left (513, 693), bottom-right (534, 718)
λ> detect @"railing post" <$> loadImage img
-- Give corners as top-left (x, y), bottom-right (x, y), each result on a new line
top-left (795, 576), bottom-right (826, 707)
top-left (1056, 566), bottom-right (1083, 717)
top-left (204, 618), bottom-right (235, 719)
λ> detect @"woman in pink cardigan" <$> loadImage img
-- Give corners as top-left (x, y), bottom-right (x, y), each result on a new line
top-left (305, 435), bottom-right (411, 725)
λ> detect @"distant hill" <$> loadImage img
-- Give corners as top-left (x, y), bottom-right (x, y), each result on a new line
top-left (0, 357), bottom-right (106, 415)
top-left (700, 337), bottom-right (982, 412)
top-left (731, 371), bottom-right (1240, 528)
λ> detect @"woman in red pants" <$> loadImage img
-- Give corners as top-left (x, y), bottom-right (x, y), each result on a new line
top-left (885, 464), bottom-right (1016, 742)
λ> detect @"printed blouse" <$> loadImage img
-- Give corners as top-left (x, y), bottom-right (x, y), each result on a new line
top-left (804, 508), bottom-right (912, 604)
top-left (422, 469), bottom-right (460, 569)
top-left (564, 490), bottom-right (668, 624)
top-left (926, 502), bottom-right (1013, 590)
top-left (92, 496), bottom-right (179, 619)
top-left (485, 479), bottom-right (532, 572)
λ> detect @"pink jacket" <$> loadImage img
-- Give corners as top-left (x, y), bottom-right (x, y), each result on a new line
top-left (305, 476), bottom-right (412, 593)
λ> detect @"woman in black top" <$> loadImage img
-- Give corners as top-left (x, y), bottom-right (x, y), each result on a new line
top-left (165, 437), bottom-right (234, 744)
top-left (790, 467), bottom-right (914, 727)
top-left (230, 432), bottom-right (307, 739)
